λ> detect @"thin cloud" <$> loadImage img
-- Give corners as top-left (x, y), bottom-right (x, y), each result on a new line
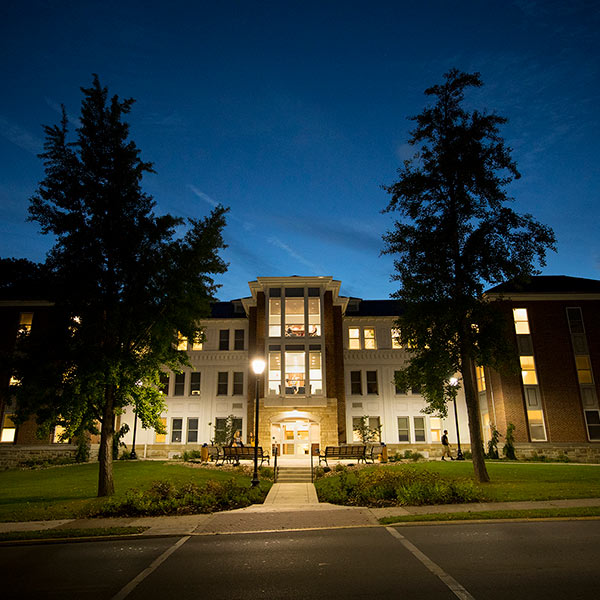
top-left (0, 116), bottom-right (43, 155)
top-left (267, 237), bottom-right (323, 272)
top-left (188, 185), bottom-right (219, 207)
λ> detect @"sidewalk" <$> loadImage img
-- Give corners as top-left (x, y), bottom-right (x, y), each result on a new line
top-left (1, 483), bottom-right (599, 539)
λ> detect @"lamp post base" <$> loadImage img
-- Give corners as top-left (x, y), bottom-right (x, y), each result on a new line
top-left (456, 448), bottom-right (465, 460)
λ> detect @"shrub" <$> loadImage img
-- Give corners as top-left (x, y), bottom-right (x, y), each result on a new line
top-left (75, 433), bottom-right (91, 463)
top-left (486, 424), bottom-right (501, 459)
top-left (315, 465), bottom-right (483, 507)
top-left (90, 477), bottom-right (269, 517)
top-left (502, 423), bottom-right (517, 460)
top-left (403, 450), bottom-right (424, 461)
top-left (182, 450), bottom-right (203, 461)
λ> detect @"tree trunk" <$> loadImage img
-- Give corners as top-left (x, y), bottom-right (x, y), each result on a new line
top-left (97, 385), bottom-right (115, 496)
top-left (460, 345), bottom-right (490, 483)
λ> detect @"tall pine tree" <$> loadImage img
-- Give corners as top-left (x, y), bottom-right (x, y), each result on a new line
top-left (382, 69), bottom-right (555, 482)
top-left (16, 75), bottom-right (228, 496)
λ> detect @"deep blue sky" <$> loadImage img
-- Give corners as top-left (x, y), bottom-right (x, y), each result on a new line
top-left (1, 0), bottom-right (599, 300)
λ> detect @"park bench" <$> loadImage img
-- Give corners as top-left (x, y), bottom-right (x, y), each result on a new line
top-left (217, 445), bottom-right (270, 466)
top-left (318, 445), bottom-right (367, 467)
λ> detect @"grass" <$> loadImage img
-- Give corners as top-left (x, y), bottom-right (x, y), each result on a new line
top-left (0, 461), bottom-right (271, 522)
top-left (0, 526), bottom-right (148, 542)
top-left (315, 461), bottom-right (600, 507)
top-left (380, 505), bottom-right (600, 524)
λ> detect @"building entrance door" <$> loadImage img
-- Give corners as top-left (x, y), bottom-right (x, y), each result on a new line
top-left (271, 419), bottom-right (319, 458)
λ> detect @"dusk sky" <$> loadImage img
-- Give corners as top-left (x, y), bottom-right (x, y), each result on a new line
top-left (1, 0), bottom-right (598, 301)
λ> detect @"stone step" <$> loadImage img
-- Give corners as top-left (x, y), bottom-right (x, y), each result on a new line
top-left (276, 467), bottom-right (313, 482)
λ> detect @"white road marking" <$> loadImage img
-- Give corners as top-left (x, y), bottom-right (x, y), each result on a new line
top-left (385, 526), bottom-right (476, 600)
top-left (111, 535), bottom-right (191, 600)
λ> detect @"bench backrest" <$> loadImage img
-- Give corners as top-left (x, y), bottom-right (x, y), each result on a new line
top-left (223, 446), bottom-right (264, 457)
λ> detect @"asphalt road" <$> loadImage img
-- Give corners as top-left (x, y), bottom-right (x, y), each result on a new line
top-left (2, 521), bottom-right (599, 599)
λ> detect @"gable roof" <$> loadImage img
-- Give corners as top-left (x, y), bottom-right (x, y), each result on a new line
top-left (486, 275), bottom-right (600, 295)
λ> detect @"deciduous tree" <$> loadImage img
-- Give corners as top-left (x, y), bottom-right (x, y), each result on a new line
top-left (382, 69), bottom-right (555, 482)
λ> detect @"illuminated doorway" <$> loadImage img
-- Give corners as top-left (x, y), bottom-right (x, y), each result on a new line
top-left (271, 419), bottom-right (320, 458)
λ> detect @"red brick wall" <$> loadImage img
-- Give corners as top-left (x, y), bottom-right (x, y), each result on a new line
top-left (324, 292), bottom-right (346, 442)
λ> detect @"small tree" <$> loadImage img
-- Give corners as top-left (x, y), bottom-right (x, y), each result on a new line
top-left (213, 415), bottom-right (242, 446)
top-left (383, 69), bottom-right (555, 482)
top-left (12, 75), bottom-right (227, 496)
top-left (352, 416), bottom-right (382, 444)
top-left (487, 424), bottom-right (501, 459)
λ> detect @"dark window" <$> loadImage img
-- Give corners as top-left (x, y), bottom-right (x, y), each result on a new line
top-left (217, 372), bottom-right (228, 395)
top-left (174, 373), bottom-right (185, 396)
top-left (414, 417), bottom-right (426, 442)
top-left (411, 385), bottom-right (421, 395)
top-left (234, 329), bottom-right (245, 350)
top-left (394, 371), bottom-right (406, 394)
top-left (366, 371), bottom-right (378, 394)
top-left (566, 307), bottom-right (585, 334)
top-left (187, 418), bottom-right (198, 443)
top-left (159, 373), bottom-right (170, 395)
top-left (190, 372), bottom-right (201, 395)
top-left (171, 418), bottom-right (183, 443)
top-left (585, 410), bottom-right (600, 440)
top-left (351, 371), bottom-right (362, 395)
top-left (233, 372), bottom-right (244, 395)
top-left (219, 330), bottom-right (229, 351)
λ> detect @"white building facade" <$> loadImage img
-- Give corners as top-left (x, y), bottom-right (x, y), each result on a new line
top-left (120, 276), bottom-right (470, 460)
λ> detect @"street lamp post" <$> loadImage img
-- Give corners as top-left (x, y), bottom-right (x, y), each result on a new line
top-left (449, 377), bottom-right (464, 460)
top-left (251, 358), bottom-right (266, 487)
top-left (130, 411), bottom-right (138, 460)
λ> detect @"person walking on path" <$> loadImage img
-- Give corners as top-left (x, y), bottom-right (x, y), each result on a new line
top-left (441, 430), bottom-right (454, 460)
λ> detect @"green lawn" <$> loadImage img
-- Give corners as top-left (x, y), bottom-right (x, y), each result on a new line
top-left (0, 461), bottom-right (270, 522)
top-left (315, 461), bottom-right (600, 506)
top-left (417, 461), bottom-right (600, 501)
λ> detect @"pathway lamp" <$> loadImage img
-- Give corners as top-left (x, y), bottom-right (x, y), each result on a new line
top-left (449, 377), bottom-right (464, 461)
top-left (130, 410), bottom-right (138, 459)
top-left (251, 358), bottom-right (266, 487)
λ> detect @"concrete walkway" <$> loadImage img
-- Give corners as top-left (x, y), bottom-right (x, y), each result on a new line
top-left (1, 482), bottom-right (599, 539)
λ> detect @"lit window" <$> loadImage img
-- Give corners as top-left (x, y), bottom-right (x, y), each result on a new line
top-left (1, 414), bottom-right (16, 443)
top-left (527, 409), bottom-right (546, 441)
top-left (476, 366), bottom-right (486, 392)
top-left (348, 327), bottom-right (360, 349)
top-left (308, 297), bottom-right (321, 336)
top-left (391, 328), bottom-right (402, 349)
top-left (513, 308), bottom-right (530, 335)
top-left (171, 418), bottom-right (183, 443)
top-left (9, 375), bottom-right (21, 387)
top-left (187, 418), bottom-right (199, 443)
top-left (398, 416), bottom-right (409, 442)
top-left (234, 329), bottom-right (245, 350)
top-left (192, 332), bottom-right (203, 351)
top-left (414, 417), bottom-right (426, 442)
top-left (18, 312), bottom-right (33, 335)
top-left (269, 298), bottom-right (282, 337)
top-left (352, 416), bottom-right (381, 442)
top-left (366, 371), bottom-right (378, 394)
top-left (53, 425), bottom-right (68, 444)
top-left (363, 328), bottom-right (376, 349)
top-left (285, 298), bottom-right (305, 337)
top-left (268, 352), bottom-right (281, 395)
top-left (174, 373), bottom-right (185, 396)
top-left (430, 417), bottom-right (442, 442)
top-left (233, 372), bottom-right (244, 395)
top-left (285, 351), bottom-right (305, 394)
top-left (155, 418), bottom-right (167, 443)
top-left (309, 351), bottom-right (322, 394)
top-left (520, 356), bottom-right (538, 385)
top-left (575, 355), bottom-right (593, 384)
top-left (217, 372), bottom-right (228, 396)
top-left (176, 332), bottom-right (187, 351)
top-left (190, 372), bottom-right (201, 395)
